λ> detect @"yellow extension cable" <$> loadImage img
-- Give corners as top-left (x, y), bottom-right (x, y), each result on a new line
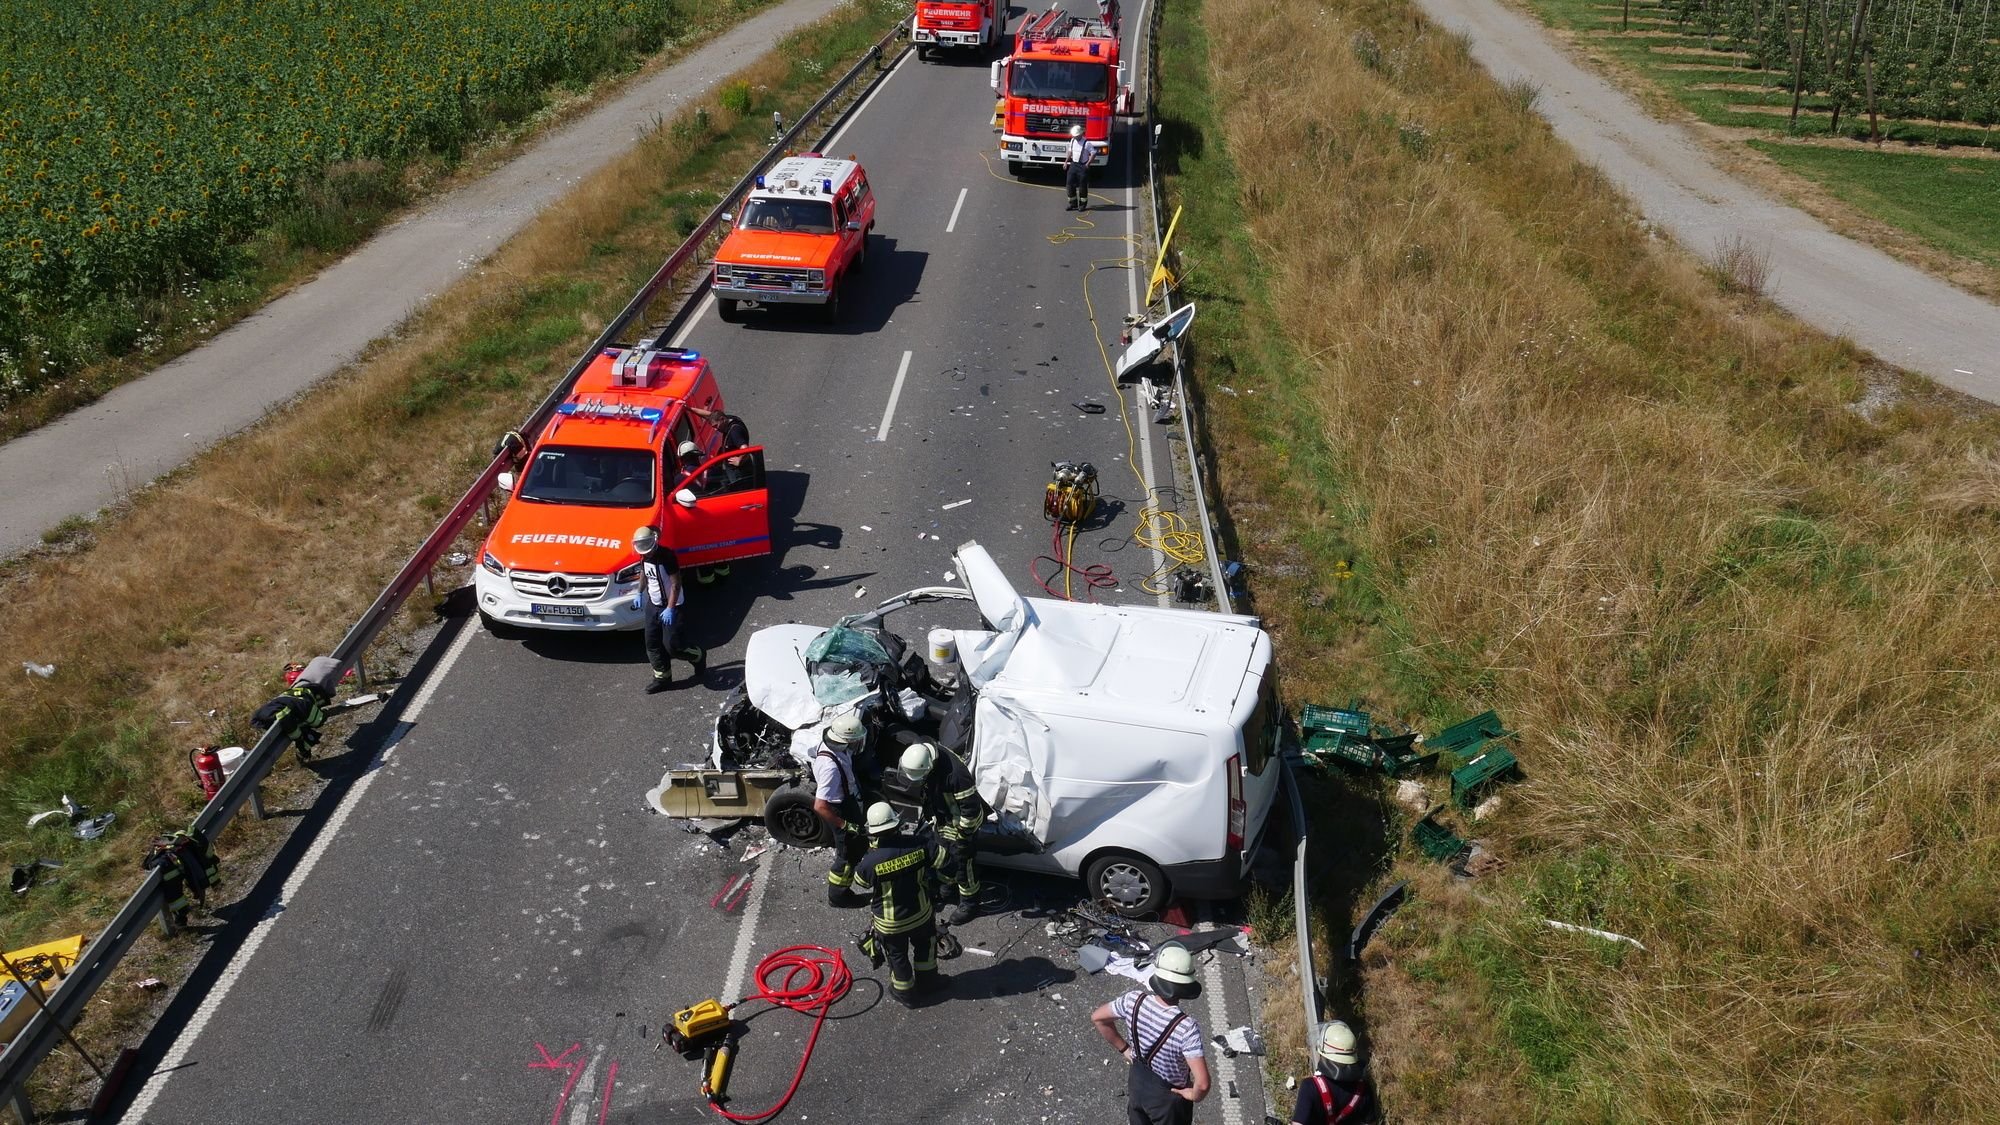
top-left (979, 151), bottom-right (1210, 597)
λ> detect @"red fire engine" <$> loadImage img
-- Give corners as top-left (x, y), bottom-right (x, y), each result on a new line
top-left (990, 2), bottom-right (1133, 176)
top-left (911, 0), bottom-right (1001, 59)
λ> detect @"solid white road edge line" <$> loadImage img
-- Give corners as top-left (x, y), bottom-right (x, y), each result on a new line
top-left (1119, 73), bottom-right (1170, 608)
top-left (669, 293), bottom-right (717, 347)
top-left (718, 849), bottom-right (777, 1007)
top-left (126, 618), bottom-right (484, 1117)
top-left (946, 186), bottom-right (969, 233)
top-left (876, 349), bottom-right (914, 442)
top-left (823, 49), bottom-right (915, 152)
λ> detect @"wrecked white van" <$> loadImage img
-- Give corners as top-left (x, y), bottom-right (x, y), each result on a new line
top-left (646, 540), bottom-right (1283, 914)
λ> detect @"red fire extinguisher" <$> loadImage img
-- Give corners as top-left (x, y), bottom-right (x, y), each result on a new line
top-left (190, 745), bottom-right (224, 802)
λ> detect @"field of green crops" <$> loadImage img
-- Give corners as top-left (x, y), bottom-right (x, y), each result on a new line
top-left (0, 0), bottom-right (688, 404)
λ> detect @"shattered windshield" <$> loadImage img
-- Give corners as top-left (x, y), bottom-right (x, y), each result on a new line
top-left (804, 624), bottom-right (895, 706)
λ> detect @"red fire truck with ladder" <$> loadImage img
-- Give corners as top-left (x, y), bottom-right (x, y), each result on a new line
top-left (990, 2), bottom-right (1133, 176)
top-left (911, 0), bottom-right (1001, 59)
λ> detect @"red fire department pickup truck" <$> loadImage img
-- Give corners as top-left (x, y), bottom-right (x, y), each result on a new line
top-left (474, 345), bottom-right (771, 634)
top-left (711, 154), bottom-right (876, 324)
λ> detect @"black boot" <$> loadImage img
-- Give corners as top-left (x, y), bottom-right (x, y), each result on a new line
top-left (644, 674), bottom-right (671, 694)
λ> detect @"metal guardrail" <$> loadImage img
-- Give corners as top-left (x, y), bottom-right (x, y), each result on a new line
top-left (1134, 0), bottom-right (1325, 1043)
top-left (0, 24), bottom-right (911, 1123)
top-left (1133, 0), bottom-right (1232, 616)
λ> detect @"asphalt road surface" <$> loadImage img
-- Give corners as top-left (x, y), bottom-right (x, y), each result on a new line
top-left (0, 0), bottom-right (845, 560)
top-left (1415, 0), bottom-right (2000, 402)
top-left (120, 10), bottom-right (1276, 1124)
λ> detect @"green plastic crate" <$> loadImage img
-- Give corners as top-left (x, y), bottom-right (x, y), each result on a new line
top-left (1411, 808), bottom-right (1469, 863)
top-left (1451, 745), bottom-right (1520, 809)
top-left (1301, 704), bottom-right (1372, 739)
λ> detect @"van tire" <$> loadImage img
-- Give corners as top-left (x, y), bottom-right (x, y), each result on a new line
top-left (717, 297), bottom-right (743, 323)
top-left (820, 282), bottom-right (843, 324)
top-left (1086, 852), bottom-right (1169, 918)
top-left (764, 784), bottom-right (832, 848)
top-left (853, 234), bottom-right (868, 273)
top-left (479, 611), bottom-right (520, 640)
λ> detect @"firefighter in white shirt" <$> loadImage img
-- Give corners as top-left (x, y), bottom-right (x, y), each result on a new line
top-left (1065, 124), bottom-right (1102, 212)
top-left (632, 526), bottom-right (705, 694)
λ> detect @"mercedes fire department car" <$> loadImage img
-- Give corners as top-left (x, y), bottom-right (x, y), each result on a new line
top-left (711, 154), bottom-right (875, 323)
top-left (475, 345), bottom-right (771, 633)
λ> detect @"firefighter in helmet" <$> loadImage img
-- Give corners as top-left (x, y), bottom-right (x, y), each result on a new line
top-left (888, 741), bottom-right (986, 924)
top-left (852, 801), bottom-right (953, 1006)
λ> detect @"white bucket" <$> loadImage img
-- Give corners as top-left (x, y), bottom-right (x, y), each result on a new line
top-left (927, 628), bottom-right (958, 667)
top-left (216, 746), bottom-right (248, 779)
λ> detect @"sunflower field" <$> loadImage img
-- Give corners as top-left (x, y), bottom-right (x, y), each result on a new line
top-left (0, 0), bottom-right (686, 402)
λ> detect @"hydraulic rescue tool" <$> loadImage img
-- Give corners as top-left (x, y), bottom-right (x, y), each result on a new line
top-left (666, 945), bottom-right (852, 1122)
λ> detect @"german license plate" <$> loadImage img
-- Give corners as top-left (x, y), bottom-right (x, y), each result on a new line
top-left (530, 603), bottom-right (588, 617)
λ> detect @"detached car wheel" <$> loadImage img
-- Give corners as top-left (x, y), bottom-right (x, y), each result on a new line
top-left (764, 784), bottom-right (833, 848)
top-left (1086, 852), bottom-right (1169, 918)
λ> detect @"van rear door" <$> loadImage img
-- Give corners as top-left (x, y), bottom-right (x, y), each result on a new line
top-left (664, 447), bottom-right (772, 566)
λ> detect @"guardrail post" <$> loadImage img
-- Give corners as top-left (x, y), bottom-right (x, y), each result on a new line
top-left (249, 785), bottom-right (268, 821)
top-left (424, 567), bottom-right (435, 599)
top-left (9, 1085), bottom-right (32, 1125)
top-left (355, 654), bottom-right (369, 689)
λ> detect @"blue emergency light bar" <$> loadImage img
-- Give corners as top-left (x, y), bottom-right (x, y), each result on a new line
top-left (1089, 42), bottom-right (1100, 55)
top-left (557, 401), bottom-right (664, 423)
top-left (756, 175), bottom-right (766, 189)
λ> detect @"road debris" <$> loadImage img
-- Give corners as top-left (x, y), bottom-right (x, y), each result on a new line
top-left (1543, 918), bottom-right (1646, 952)
top-left (21, 661), bottom-right (54, 678)
top-left (941, 498), bottom-right (973, 510)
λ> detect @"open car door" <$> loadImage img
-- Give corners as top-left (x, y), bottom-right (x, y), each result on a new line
top-left (664, 446), bottom-right (773, 567)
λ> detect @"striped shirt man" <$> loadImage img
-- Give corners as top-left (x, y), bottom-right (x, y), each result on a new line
top-left (1116, 988), bottom-right (1206, 1089)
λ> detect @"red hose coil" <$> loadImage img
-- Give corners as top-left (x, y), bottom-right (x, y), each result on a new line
top-left (706, 944), bottom-right (853, 1123)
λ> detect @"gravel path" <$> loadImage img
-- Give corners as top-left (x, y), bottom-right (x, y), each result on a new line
top-left (0, 0), bottom-right (843, 559)
top-left (1413, 0), bottom-right (2000, 398)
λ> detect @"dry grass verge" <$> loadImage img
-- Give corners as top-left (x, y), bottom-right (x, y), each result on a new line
top-left (0, 0), bottom-right (906, 1104)
top-left (1161, 0), bottom-right (2000, 1118)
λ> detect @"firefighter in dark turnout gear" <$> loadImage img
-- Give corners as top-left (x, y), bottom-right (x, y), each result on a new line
top-left (885, 742), bottom-right (985, 924)
top-left (852, 802), bottom-right (952, 1006)
top-left (142, 828), bottom-right (221, 928)
top-left (814, 713), bottom-right (872, 905)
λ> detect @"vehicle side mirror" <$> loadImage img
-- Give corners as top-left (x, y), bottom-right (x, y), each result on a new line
top-left (674, 488), bottom-right (699, 508)
top-left (496, 471), bottom-right (515, 493)
top-left (844, 220), bottom-right (862, 232)
top-left (721, 212), bottom-right (734, 226)
top-left (990, 60), bottom-right (1004, 90)
top-left (1118, 63), bottom-right (1128, 86)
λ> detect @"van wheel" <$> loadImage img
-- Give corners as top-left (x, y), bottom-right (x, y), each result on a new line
top-left (1005, 159), bottom-right (1023, 178)
top-left (717, 297), bottom-right (743, 323)
top-left (1086, 852), bottom-right (1169, 918)
top-left (820, 282), bottom-right (843, 324)
top-left (479, 611), bottom-right (519, 640)
top-left (853, 234), bottom-right (868, 273)
top-left (764, 784), bottom-right (832, 848)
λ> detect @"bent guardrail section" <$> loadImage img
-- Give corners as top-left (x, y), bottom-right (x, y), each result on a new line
top-left (0, 25), bottom-right (911, 1122)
